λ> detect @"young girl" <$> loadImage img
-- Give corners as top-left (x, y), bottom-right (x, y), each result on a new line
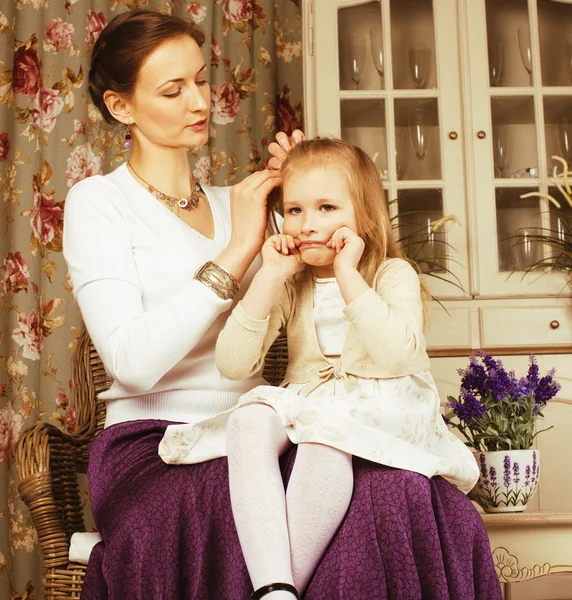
top-left (159, 138), bottom-right (480, 600)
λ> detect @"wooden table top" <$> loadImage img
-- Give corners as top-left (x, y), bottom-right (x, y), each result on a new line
top-left (481, 511), bottom-right (572, 527)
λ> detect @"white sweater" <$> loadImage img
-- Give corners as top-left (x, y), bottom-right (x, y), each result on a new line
top-left (63, 163), bottom-right (266, 427)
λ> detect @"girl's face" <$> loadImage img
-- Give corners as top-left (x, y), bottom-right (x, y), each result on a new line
top-left (126, 35), bottom-right (210, 150)
top-left (282, 165), bottom-right (358, 278)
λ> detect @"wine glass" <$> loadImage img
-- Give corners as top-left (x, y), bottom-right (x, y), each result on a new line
top-left (515, 227), bottom-right (541, 269)
top-left (395, 129), bottom-right (409, 179)
top-left (555, 215), bottom-right (567, 245)
top-left (556, 121), bottom-right (572, 164)
top-left (517, 26), bottom-right (533, 85)
top-left (408, 109), bottom-right (428, 162)
top-left (488, 40), bottom-right (503, 87)
top-left (346, 35), bottom-right (366, 90)
top-left (370, 27), bottom-right (384, 88)
top-left (423, 215), bottom-right (446, 272)
top-left (408, 43), bottom-right (429, 89)
top-left (493, 125), bottom-right (510, 178)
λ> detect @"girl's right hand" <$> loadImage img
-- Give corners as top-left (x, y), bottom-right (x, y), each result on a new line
top-left (229, 169), bottom-right (282, 255)
top-left (261, 234), bottom-right (302, 279)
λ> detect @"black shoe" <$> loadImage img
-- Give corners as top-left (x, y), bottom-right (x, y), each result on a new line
top-left (251, 582), bottom-right (300, 599)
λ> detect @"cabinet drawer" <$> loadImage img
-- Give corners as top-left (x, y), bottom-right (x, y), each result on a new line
top-left (426, 307), bottom-right (472, 349)
top-left (480, 306), bottom-right (572, 348)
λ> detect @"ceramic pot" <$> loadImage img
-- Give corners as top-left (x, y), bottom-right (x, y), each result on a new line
top-left (470, 449), bottom-right (540, 513)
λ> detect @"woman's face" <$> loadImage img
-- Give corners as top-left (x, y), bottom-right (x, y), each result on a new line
top-left (127, 35), bottom-right (210, 150)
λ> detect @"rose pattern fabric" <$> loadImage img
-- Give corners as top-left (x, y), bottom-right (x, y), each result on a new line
top-left (2, 253), bottom-right (30, 294)
top-left (1, 1), bottom-right (302, 596)
top-left (192, 155), bottom-right (212, 185)
top-left (0, 404), bottom-right (24, 465)
top-left (65, 143), bottom-right (103, 187)
top-left (31, 191), bottom-right (64, 246)
top-left (43, 18), bottom-right (76, 53)
top-left (0, 130), bottom-right (10, 161)
top-left (224, 0), bottom-right (253, 24)
top-left (85, 11), bottom-right (108, 46)
top-left (12, 45), bottom-right (41, 98)
top-left (12, 310), bottom-right (44, 361)
top-left (30, 87), bottom-right (65, 133)
top-left (187, 3), bottom-right (207, 24)
top-left (211, 80), bottom-right (241, 124)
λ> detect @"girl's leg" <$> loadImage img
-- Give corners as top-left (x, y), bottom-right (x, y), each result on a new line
top-left (226, 404), bottom-right (295, 599)
top-left (286, 443), bottom-right (353, 594)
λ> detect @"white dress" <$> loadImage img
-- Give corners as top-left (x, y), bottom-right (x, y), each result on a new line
top-left (159, 278), bottom-right (479, 493)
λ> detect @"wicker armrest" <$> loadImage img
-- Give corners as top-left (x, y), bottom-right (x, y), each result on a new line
top-left (15, 422), bottom-right (88, 569)
top-left (263, 333), bottom-right (288, 386)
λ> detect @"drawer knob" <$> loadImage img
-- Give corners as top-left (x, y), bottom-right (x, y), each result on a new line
top-left (449, 131), bottom-right (458, 140)
top-left (550, 320), bottom-right (560, 329)
top-left (477, 130), bottom-right (486, 139)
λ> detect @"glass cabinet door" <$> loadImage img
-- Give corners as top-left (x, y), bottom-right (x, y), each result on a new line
top-left (312, 0), bottom-right (470, 298)
top-left (466, 0), bottom-right (572, 297)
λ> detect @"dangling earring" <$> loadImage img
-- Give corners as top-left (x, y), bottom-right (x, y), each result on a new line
top-left (124, 125), bottom-right (132, 149)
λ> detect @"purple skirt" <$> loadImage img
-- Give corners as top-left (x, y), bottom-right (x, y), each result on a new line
top-left (82, 419), bottom-right (501, 600)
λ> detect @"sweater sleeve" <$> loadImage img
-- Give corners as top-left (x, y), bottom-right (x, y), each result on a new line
top-left (63, 177), bottom-right (233, 394)
top-left (215, 281), bottom-right (293, 380)
top-left (342, 259), bottom-right (426, 374)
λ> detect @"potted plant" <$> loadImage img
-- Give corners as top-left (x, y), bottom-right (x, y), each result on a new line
top-left (392, 201), bottom-right (464, 294)
top-left (515, 155), bottom-right (572, 284)
top-left (446, 351), bottom-right (561, 513)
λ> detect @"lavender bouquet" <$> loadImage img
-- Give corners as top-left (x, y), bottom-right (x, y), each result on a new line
top-left (446, 351), bottom-right (561, 452)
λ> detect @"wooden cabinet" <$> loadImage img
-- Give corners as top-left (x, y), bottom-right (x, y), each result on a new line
top-left (302, 0), bottom-right (572, 354)
top-left (302, 4), bottom-right (572, 596)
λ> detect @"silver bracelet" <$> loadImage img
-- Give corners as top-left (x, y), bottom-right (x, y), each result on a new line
top-left (194, 261), bottom-right (240, 301)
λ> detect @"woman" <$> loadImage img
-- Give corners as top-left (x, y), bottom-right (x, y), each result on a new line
top-left (64, 9), bottom-right (296, 599)
top-left (64, 9), bottom-right (501, 600)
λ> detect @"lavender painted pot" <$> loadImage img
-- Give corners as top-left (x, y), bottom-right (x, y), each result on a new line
top-left (470, 449), bottom-right (540, 513)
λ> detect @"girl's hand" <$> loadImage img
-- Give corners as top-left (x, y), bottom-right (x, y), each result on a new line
top-left (229, 169), bottom-right (282, 255)
top-left (327, 227), bottom-right (365, 273)
top-left (261, 234), bottom-right (302, 278)
top-left (268, 129), bottom-right (305, 170)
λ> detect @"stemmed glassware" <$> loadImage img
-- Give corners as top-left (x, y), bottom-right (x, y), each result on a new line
top-left (395, 129), bottom-right (409, 179)
top-left (493, 125), bottom-right (510, 178)
top-left (556, 121), bottom-right (572, 164)
top-left (370, 27), bottom-right (384, 88)
top-left (408, 43), bottom-right (429, 89)
top-left (346, 35), bottom-right (366, 90)
top-left (515, 226), bottom-right (541, 269)
top-left (408, 109), bottom-right (428, 162)
top-left (488, 40), bottom-right (503, 87)
top-left (424, 215), bottom-right (446, 272)
top-left (517, 26), bottom-right (533, 85)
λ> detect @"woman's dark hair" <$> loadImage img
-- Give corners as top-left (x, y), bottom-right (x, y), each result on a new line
top-left (88, 9), bottom-right (205, 124)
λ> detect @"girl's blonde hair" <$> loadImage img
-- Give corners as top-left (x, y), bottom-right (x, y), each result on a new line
top-left (274, 137), bottom-right (430, 322)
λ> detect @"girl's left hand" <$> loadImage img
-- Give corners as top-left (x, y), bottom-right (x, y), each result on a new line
top-left (327, 227), bottom-right (365, 272)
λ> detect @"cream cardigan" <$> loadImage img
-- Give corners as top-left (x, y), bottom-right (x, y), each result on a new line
top-left (216, 258), bottom-right (431, 393)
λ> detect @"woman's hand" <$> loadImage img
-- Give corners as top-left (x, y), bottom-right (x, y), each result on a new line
top-left (268, 129), bottom-right (305, 170)
top-left (229, 169), bottom-right (282, 255)
top-left (327, 227), bottom-right (366, 273)
top-left (261, 234), bottom-right (302, 279)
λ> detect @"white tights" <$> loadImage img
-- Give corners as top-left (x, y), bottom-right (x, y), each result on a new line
top-left (227, 404), bottom-right (353, 599)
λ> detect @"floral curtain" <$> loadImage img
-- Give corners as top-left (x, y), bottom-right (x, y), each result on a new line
top-left (0, 1), bottom-right (303, 597)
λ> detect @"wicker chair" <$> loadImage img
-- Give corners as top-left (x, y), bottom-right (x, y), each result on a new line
top-left (15, 328), bottom-right (288, 599)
